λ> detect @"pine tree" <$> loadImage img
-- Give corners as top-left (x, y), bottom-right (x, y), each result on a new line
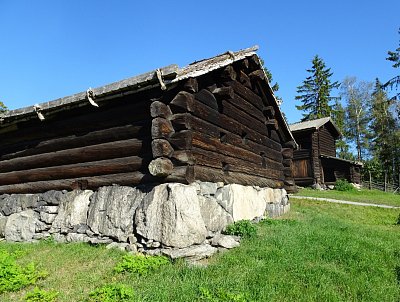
top-left (295, 55), bottom-right (340, 121)
top-left (383, 28), bottom-right (400, 104)
top-left (340, 77), bottom-right (372, 162)
top-left (370, 79), bottom-right (400, 183)
top-left (259, 59), bottom-right (280, 93)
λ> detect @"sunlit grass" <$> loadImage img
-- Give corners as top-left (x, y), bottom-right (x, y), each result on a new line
top-left (1, 199), bottom-right (399, 301)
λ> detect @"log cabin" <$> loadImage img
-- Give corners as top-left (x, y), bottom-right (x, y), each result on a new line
top-left (289, 117), bottom-right (362, 186)
top-left (0, 46), bottom-right (297, 194)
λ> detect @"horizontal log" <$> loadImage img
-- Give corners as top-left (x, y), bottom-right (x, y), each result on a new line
top-left (283, 159), bottom-right (292, 167)
top-left (224, 80), bottom-right (264, 111)
top-left (1, 100), bottom-right (152, 147)
top-left (0, 156), bottom-right (146, 186)
top-left (193, 166), bottom-right (283, 188)
top-left (263, 106), bottom-right (275, 119)
top-left (151, 139), bottom-right (174, 158)
top-left (151, 117), bottom-right (174, 139)
top-left (194, 89), bottom-right (218, 111)
top-left (249, 69), bottom-right (266, 82)
top-left (177, 147), bottom-right (283, 180)
top-left (283, 167), bottom-right (293, 177)
top-left (192, 132), bottom-right (283, 170)
top-left (0, 123), bottom-right (149, 161)
top-left (170, 92), bottom-right (281, 150)
top-left (266, 119), bottom-right (278, 130)
top-left (284, 141), bottom-right (297, 149)
top-left (170, 113), bottom-right (282, 162)
top-left (0, 139), bottom-right (147, 173)
top-left (150, 101), bottom-right (172, 119)
top-left (269, 129), bottom-right (281, 142)
top-left (148, 157), bottom-right (174, 177)
top-left (168, 130), bottom-right (193, 150)
top-left (224, 93), bottom-right (266, 124)
top-left (0, 167), bottom-right (194, 194)
top-left (210, 86), bottom-right (235, 100)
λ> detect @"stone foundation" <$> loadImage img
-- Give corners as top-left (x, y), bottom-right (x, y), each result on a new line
top-left (0, 182), bottom-right (289, 259)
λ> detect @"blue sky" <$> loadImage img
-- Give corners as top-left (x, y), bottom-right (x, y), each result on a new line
top-left (0, 0), bottom-right (399, 123)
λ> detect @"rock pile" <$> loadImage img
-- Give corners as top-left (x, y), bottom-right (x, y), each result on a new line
top-left (0, 182), bottom-right (289, 259)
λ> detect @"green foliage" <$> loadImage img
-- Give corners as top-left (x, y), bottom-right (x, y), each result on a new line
top-left (396, 213), bottom-right (400, 225)
top-left (114, 254), bottom-right (170, 275)
top-left (0, 249), bottom-right (47, 294)
top-left (0, 101), bottom-right (7, 113)
top-left (383, 28), bottom-right (400, 101)
top-left (224, 220), bottom-right (256, 238)
top-left (199, 287), bottom-right (251, 302)
top-left (334, 179), bottom-right (356, 192)
top-left (87, 284), bottom-right (134, 302)
top-left (24, 287), bottom-right (58, 302)
top-left (295, 55), bottom-right (340, 121)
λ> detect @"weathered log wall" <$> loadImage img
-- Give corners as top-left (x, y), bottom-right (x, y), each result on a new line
top-left (0, 92), bottom-right (160, 194)
top-left (147, 57), bottom-right (296, 191)
top-left (0, 56), bottom-right (296, 193)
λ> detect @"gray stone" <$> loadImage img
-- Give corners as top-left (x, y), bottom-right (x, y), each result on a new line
top-left (40, 190), bottom-right (66, 205)
top-left (52, 233), bottom-right (66, 243)
top-left (210, 234), bottom-right (240, 249)
top-left (149, 241), bottom-right (161, 248)
top-left (327, 185), bottom-right (335, 190)
top-left (199, 182), bottom-right (218, 196)
top-left (127, 234), bottom-right (137, 244)
top-left (35, 220), bottom-right (50, 232)
top-left (126, 244), bottom-right (138, 253)
top-left (135, 183), bottom-right (207, 248)
top-left (215, 184), bottom-right (267, 221)
top-left (66, 233), bottom-right (91, 243)
top-left (4, 210), bottom-right (37, 241)
top-left (38, 206), bottom-right (58, 214)
top-left (88, 237), bottom-right (113, 244)
top-left (145, 249), bottom-right (162, 256)
top-left (198, 195), bottom-right (233, 233)
top-left (51, 190), bottom-right (93, 232)
top-left (32, 233), bottom-right (51, 240)
top-left (1, 195), bottom-right (22, 216)
top-left (106, 242), bottom-right (129, 251)
top-left (0, 215), bottom-right (7, 237)
top-left (87, 186), bottom-right (145, 242)
top-left (40, 212), bottom-right (57, 224)
top-left (162, 244), bottom-right (218, 261)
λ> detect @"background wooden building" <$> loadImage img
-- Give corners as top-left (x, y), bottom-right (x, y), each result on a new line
top-left (0, 46), bottom-right (297, 194)
top-left (289, 117), bottom-right (362, 186)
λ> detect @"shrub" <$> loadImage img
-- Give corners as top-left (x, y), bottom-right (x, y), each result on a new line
top-left (0, 250), bottom-right (47, 293)
top-left (224, 220), bottom-right (257, 238)
top-left (334, 179), bottom-right (355, 192)
top-left (24, 287), bottom-right (59, 302)
top-left (199, 287), bottom-right (251, 302)
top-left (114, 254), bottom-right (170, 275)
top-left (87, 284), bottom-right (134, 302)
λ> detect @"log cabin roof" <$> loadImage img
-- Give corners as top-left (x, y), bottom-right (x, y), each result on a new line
top-left (0, 45), bottom-right (295, 144)
top-left (320, 154), bottom-right (363, 167)
top-left (289, 117), bottom-right (341, 138)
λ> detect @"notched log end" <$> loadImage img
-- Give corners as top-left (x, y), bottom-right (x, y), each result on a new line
top-left (148, 157), bottom-right (174, 177)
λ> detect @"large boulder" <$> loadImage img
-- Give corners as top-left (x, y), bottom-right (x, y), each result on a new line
top-left (215, 184), bottom-right (268, 221)
top-left (87, 186), bottom-right (145, 242)
top-left (135, 184), bottom-right (207, 248)
top-left (4, 210), bottom-right (37, 241)
top-left (198, 195), bottom-right (233, 233)
top-left (50, 190), bottom-right (93, 233)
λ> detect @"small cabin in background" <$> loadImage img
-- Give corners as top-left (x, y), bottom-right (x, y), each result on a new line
top-left (289, 117), bottom-right (362, 186)
top-left (0, 46), bottom-right (298, 194)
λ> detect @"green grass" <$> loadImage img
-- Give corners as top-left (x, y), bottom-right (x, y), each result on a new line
top-left (1, 199), bottom-right (399, 301)
top-left (294, 187), bottom-right (400, 207)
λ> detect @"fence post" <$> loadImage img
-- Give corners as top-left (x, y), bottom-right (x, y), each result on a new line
top-left (369, 171), bottom-right (372, 190)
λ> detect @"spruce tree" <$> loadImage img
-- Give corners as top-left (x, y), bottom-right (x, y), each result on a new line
top-left (384, 28), bottom-right (400, 104)
top-left (0, 101), bottom-right (7, 113)
top-left (295, 55), bottom-right (340, 121)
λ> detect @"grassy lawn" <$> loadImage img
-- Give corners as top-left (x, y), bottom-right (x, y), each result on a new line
top-left (1, 199), bottom-right (399, 301)
top-left (294, 187), bottom-right (400, 207)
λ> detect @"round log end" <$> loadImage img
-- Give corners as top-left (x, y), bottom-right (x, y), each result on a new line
top-left (148, 158), bottom-right (174, 177)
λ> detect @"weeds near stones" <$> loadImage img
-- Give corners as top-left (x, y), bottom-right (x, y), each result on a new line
top-left (86, 283), bottom-right (134, 302)
top-left (334, 179), bottom-right (356, 192)
top-left (114, 254), bottom-right (170, 275)
top-left (0, 249), bottom-right (47, 294)
top-left (224, 220), bottom-right (256, 238)
top-left (24, 287), bottom-right (58, 302)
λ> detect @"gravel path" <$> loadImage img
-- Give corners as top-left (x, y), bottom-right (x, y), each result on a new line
top-left (290, 195), bottom-right (400, 209)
